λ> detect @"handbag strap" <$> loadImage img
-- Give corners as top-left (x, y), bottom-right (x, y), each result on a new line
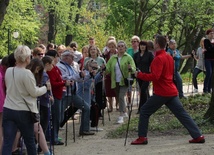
top-left (13, 68), bottom-right (32, 112)
top-left (116, 57), bottom-right (125, 79)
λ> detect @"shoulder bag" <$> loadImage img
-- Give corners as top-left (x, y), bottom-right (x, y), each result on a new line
top-left (116, 57), bottom-right (133, 86)
top-left (13, 68), bottom-right (40, 123)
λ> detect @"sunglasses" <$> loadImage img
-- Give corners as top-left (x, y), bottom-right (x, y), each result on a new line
top-left (37, 53), bottom-right (44, 56)
top-left (91, 66), bottom-right (98, 70)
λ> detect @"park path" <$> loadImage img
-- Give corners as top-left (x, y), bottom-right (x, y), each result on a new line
top-left (53, 84), bottom-right (213, 155)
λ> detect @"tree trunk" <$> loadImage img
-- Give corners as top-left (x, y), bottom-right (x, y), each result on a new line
top-left (157, 0), bottom-right (169, 34)
top-left (134, 0), bottom-right (142, 35)
top-left (65, 2), bottom-right (74, 46)
top-left (180, 27), bottom-right (205, 74)
top-left (0, 0), bottom-right (10, 26)
top-left (75, 0), bottom-right (83, 23)
top-left (167, 2), bottom-right (177, 36)
top-left (48, 10), bottom-right (55, 43)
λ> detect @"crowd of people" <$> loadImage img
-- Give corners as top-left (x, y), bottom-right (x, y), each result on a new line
top-left (0, 29), bottom-right (213, 154)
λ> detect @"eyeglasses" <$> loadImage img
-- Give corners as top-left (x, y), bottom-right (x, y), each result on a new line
top-left (131, 40), bottom-right (138, 43)
top-left (91, 67), bottom-right (98, 70)
top-left (118, 45), bottom-right (124, 48)
top-left (37, 53), bottom-right (44, 56)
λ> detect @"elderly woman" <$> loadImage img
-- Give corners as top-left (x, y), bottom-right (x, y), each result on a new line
top-left (2, 45), bottom-right (48, 155)
top-left (103, 40), bottom-right (118, 112)
top-left (167, 39), bottom-right (192, 98)
top-left (84, 45), bottom-right (106, 127)
top-left (106, 41), bottom-right (136, 124)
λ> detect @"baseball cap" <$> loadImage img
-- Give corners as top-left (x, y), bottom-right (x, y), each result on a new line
top-left (61, 50), bottom-right (77, 58)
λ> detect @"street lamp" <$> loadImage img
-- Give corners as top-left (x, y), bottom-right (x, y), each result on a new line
top-left (8, 30), bottom-right (19, 55)
top-left (13, 31), bottom-right (19, 39)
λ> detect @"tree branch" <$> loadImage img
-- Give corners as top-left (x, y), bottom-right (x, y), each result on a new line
top-left (0, 0), bottom-right (10, 26)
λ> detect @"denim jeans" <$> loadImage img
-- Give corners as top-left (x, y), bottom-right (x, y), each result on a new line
top-left (192, 68), bottom-right (203, 90)
top-left (203, 59), bottom-right (214, 92)
top-left (175, 71), bottom-right (184, 97)
top-left (63, 94), bottom-right (90, 132)
top-left (77, 79), bottom-right (92, 107)
top-left (138, 95), bottom-right (202, 139)
top-left (51, 98), bottom-right (62, 143)
top-left (2, 107), bottom-right (36, 155)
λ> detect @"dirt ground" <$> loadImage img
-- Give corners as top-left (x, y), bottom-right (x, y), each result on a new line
top-left (54, 110), bottom-right (214, 155)
top-left (53, 84), bottom-right (214, 155)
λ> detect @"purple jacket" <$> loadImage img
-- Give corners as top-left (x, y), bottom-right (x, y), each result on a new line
top-left (0, 66), bottom-right (6, 112)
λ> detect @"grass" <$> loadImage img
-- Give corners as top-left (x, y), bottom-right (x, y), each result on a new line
top-left (181, 72), bottom-right (205, 84)
top-left (107, 93), bottom-right (213, 139)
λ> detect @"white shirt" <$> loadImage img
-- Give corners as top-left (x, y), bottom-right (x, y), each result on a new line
top-left (115, 57), bottom-right (122, 82)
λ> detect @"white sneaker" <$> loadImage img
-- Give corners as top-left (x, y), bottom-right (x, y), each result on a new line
top-left (117, 116), bottom-right (124, 124)
top-left (75, 109), bottom-right (82, 114)
top-left (193, 89), bottom-right (198, 93)
top-left (123, 113), bottom-right (128, 118)
top-left (90, 127), bottom-right (104, 131)
top-left (59, 127), bottom-right (65, 130)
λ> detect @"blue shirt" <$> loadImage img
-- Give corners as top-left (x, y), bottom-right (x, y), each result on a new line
top-left (39, 71), bottom-right (50, 107)
top-left (167, 48), bottom-right (181, 71)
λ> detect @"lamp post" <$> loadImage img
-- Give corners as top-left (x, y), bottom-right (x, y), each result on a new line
top-left (7, 30), bottom-right (19, 55)
top-left (7, 29), bottom-right (10, 55)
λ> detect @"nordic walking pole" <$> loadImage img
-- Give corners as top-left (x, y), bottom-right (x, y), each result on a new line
top-left (187, 50), bottom-right (196, 94)
top-left (124, 68), bottom-right (135, 146)
top-left (136, 79), bottom-right (139, 108)
top-left (127, 63), bottom-right (133, 113)
top-left (102, 68), bottom-right (111, 122)
top-left (71, 82), bottom-right (76, 143)
top-left (81, 77), bottom-right (85, 138)
top-left (187, 68), bottom-right (192, 93)
top-left (48, 89), bottom-right (54, 154)
top-left (191, 50), bottom-right (196, 95)
top-left (65, 86), bottom-right (69, 146)
top-left (187, 50), bottom-right (194, 94)
top-left (36, 97), bottom-right (41, 155)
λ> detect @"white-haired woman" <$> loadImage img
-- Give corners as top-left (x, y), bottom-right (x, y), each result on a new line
top-left (106, 41), bottom-right (136, 124)
top-left (2, 45), bottom-right (48, 155)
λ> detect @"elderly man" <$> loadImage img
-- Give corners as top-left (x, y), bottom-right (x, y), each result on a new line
top-left (57, 49), bottom-right (94, 136)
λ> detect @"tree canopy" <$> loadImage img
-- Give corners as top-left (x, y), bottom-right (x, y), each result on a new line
top-left (0, 0), bottom-right (214, 58)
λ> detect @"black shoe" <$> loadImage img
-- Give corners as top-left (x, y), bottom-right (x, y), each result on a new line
top-left (12, 148), bottom-right (26, 155)
top-left (37, 146), bottom-right (42, 153)
top-left (79, 131), bottom-right (95, 136)
top-left (52, 141), bottom-right (64, 145)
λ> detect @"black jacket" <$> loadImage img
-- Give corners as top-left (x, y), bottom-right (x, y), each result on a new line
top-left (204, 39), bottom-right (214, 59)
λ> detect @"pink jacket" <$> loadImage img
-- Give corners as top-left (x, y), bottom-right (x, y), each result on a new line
top-left (0, 66), bottom-right (6, 112)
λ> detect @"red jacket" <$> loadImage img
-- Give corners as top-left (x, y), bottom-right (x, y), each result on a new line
top-left (47, 66), bottom-right (65, 99)
top-left (137, 50), bottom-right (178, 97)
